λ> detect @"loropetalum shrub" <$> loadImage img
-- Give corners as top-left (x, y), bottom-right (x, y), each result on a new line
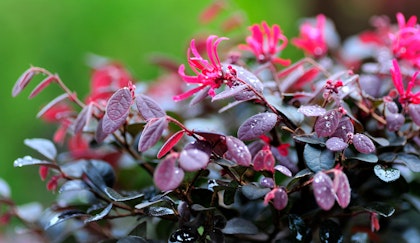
top-left (6, 9), bottom-right (420, 242)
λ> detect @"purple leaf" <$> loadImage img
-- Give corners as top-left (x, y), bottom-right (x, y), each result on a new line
top-left (179, 149), bottom-right (210, 171)
top-left (12, 68), bottom-right (36, 97)
top-left (212, 85), bottom-right (247, 101)
top-left (102, 88), bottom-right (132, 134)
top-left (157, 130), bottom-right (185, 159)
top-left (274, 165), bottom-right (293, 177)
top-left (153, 154), bottom-right (184, 191)
top-left (24, 138), bottom-right (57, 160)
top-left (386, 113), bottom-right (405, 131)
top-left (260, 177), bottom-right (275, 188)
top-left (190, 86), bottom-right (211, 106)
top-left (313, 171), bottom-right (335, 210)
top-left (408, 104), bottom-right (420, 126)
top-left (385, 101), bottom-right (399, 114)
top-left (326, 137), bottom-right (348, 151)
top-left (73, 103), bottom-right (93, 134)
top-left (298, 105), bottom-right (326, 117)
top-left (95, 119), bottom-right (108, 143)
top-left (135, 94), bottom-right (166, 120)
top-left (331, 117), bottom-right (354, 141)
top-left (315, 109), bottom-right (341, 137)
top-left (224, 136), bottom-right (251, 166)
top-left (353, 133), bottom-right (375, 154)
top-left (29, 75), bottom-right (57, 99)
top-left (333, 171), bottom-right (351, 208)
top-left (36, 93), bottom-right (69, 118)
top-left (265, 187), bottom-right (288, 211)
top-left (238, 113), bottom-right (278, 141)
top-left (138, 117), bottom-right (168, 152)
top-left (222, 64), bottom-right (263, 101)
top-left (253, 149), bottom-right (275, 172)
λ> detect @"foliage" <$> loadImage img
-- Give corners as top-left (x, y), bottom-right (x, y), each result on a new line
top-left (5, 4), bottom-right (420, 243)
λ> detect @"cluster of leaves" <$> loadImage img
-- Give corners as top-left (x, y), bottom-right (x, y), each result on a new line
top-left (6, 4), bottom-right (420, 243)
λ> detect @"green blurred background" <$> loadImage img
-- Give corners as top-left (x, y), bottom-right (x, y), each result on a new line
top-left (1, 0), bottom-right (419, 215)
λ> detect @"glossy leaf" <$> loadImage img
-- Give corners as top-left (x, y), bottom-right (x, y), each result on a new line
top-left (135, 94), bottom-right (166, 120)
top-left (315, 109), bottom-right (341, 137)
top-left (14, 156), bottom-right (57, 169)
top-left (169, 228), bottom-right (198, 243)
top-left (153, 154), bottom-right (184, 191)
top-left (104, 187), bottom-right (144, 202)
top-left (102, 88), bottom-right (132, 134)
top-left (274, 164), bottom-right (293, 177)
top-left (289, 214), bottom-right (311, 242)
top-left (331, 117), bottom-right (354, 141)
top-left (313, 171), bottom-right (335, 210)
top-left (179, 148), bottom-right (209, 171)
top-left (298, 105), bottom-right (326, 116)
top-left (12, 68), bottom-right (36, 97)
top-left (24, 138), bottom-right (57, 160)
top-left (225, 64), bottom-right (264, 101)
top-left (73, 103), bottom-right (93, 134)
top-left (44, 210), bottom-right (86, 230)
top-left (224, 136), bottom-right (251, 166)
top-left (241, 183), bottom-right (270, 200)
top-left (84, 203), bottom-right (113, 223)
top-left (353, 133), bottom-right (375, 154)
top-left (138, 117), bottom-right (168, 152)
top-left (385, 101), bottom-right (399, 114)
top-left (333, 170), bottom-right (351, 208)
top-left (408, 103), bottom-right (420, 126)
top-left (238, 112), bottom-right (277, 141)
top-left (364, 202), bottom-right (395, 217)
top-left (222, 217), bottom-right (259, 235)
top-left (253, 148), bottom-right (275, 172)
top-left (319, 220), bottom-right (343, 243)
top-left (157, 130), bottom-right (185, 159)
top-left (386, 113), bottom-right (405, 132)
top-left (117, 236), bottom-right (149, 243)
top-left (265, 187), bottom-right (288, 210)
top-left (146, 206), bottom-right (174, 217)
top-left (304, 144), bottom-right (335, 172)
top-left (373, 165), bottom-right (400, 182)
top-left (395, 153), bottom-right (420, 172)
top-left (212, 84), bottom-right (247, 101)
top-left (29, 75), bottom-right (57, 99)
top-left (326, 137), bottom-right (348, 151)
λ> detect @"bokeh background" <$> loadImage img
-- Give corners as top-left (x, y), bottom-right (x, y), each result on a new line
top-left (1, 0), bottom-right (419, 228)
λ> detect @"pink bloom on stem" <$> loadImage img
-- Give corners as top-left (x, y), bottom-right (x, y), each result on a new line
top-left (292, 14), bottom-right (328, 58)
top-left (390, 13), bottom-right (420, 67)
top-left (174, 35), bottom-right (228, 101)
top-left (240, 21), bottom-right (290, 65)
top-left (390, 59), bottom-right (420, 105)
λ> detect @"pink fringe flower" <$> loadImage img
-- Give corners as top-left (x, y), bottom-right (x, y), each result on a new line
top-left (292, 14), bottom-right (328, 58)
top-left (390, 13), bottom-right (420, 67)
top-left (390, 59), bottom-right (420, 105)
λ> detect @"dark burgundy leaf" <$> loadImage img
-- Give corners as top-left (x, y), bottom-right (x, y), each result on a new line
top-left (260, 177), bottom-right (275, 188)
top-left (224, 136), bottom-right (251, 166)
top-left (73, 103), bottom-right (93, 134)
top-left (289, 214), bottom-right (311, 242)
top-left (102, 88), bottom-right (132, 134)
top-left (385, 101), bottom-right (399, 114)
top-left (43, 210), bottom-right (87, 230)
top-left (408, 104), bottom-right (420, 126)
top-left (12, 68), bottom-right (36, 97)
top-left (169, 228), bottom-right (198, 243)
top-left (179, 149), bottom-right (209, 171)
top-left (326, 137), bottom-right (348, 151)
top-left (138, 117), bottom-right (168, 152)
top-left (269, 187), bottom-right (288, 211)
top-left (241, 183), bottom-right (271, 200)
top-left (221, 217), bottom-right (259, 235)
top-left (135, 94), bottom-right (166, 120)
top-left (298, 105), bottom-right (326, 117)
top-left (24, 138), bottom-right (57, 160)
top-left (36, 93), bottom-right (69, 118)
top-left (157, 130), bottom-right (185, 159)
top-left (253, 149), bottom-right (275, 172)
top-left (373, 165), bottom-right (400, 182)
top-left (331, 117), bottom-right (354, 141)
top-left (274, 165), bottom-right (293, 177)
top-left (212, 85), bottom-right (247, 101)
top-left (189, 86), bottom-right (211, 106)
top-left (364, 202), bottom-right (395, 217)
top-left (238, 112), bottom-right (277, 141)
top-left (29, 75), bottom-right (57, 99)
top-left (395, 153), bottom-right (420, 172)
top-left (313, 171), bottom-right (335, 210)
top-left (84, 203), bottom-right (113, 223)
top-left (386, 113), bottom-right (405, 132)
top-left (319, 220), bottom-right (344, 243)
top-left (103, 187), bottom-right (144, 202)
top-left (315, 109), bottom-right (341, 137)
top-left (333, 170), bottom-right (351, 208)
top-left (95, 119), bottom-right (108, 143)
top-left (223, 64), bottom-right (263, 101)
top-left (353, 133), bottom-right (375, 154)
top-left (304, 144), bottom-right (335, 172)
top-left (153, 154), bottom-right (184, 191)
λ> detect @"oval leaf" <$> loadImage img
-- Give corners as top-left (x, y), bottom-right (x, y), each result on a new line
top-left (224, 136), bottom-right (251, 166)
top-left (274, 164), bottom-right (293, 177)
top-left (135, 94), bottom-right (166, 120)
top-left (238, 113), bottom-right (277, 141)
top-left (24, 138), bottom-right (57, 160)
top-left (395, 153), bottom-right (420, 172)
top-left (298, 105), bottom-right (326, 117)
top-left (304, 144), bottom-right (335, 172)
top-left (222, 217), bottom-right (259, 235)
top-left (315, 109), bottom-right (341, 137)
top-left (157, 130), bottom-right (185, 159)
top-left (212, 85), bottom-right (247, 101)
top-left (270, 187), bottom-right (288, 211)
top-left (138, 117), bottom-right (168, 152)
top-left (409, 103), bottom-right (420, 126)
top-left (29, 75), bottom-right (57, 99)
top-left (154, 154), bottom-right (185, 191)
top-left (386, 113), bottom-right (405, 132)
top-left (241, 184), bottom-right (271, 200)
top-left (102, 88), bottom-right (132, 134)
top-left (331, 117), bottom-right (354, 141)
top-left (313, 171), bottom-right (335, 210)
top-left (84, 203), bottom-right (113, 223)
top-left (353, 133), bottom-right (375, 154)
top-left (333, 171), bottom-right (351, 208)
top-left (374, 165), bottom-right (400, 182)
top-left (326, 137), bottom-right (348, 151)
top-left (179, 149), bottom-right (210, 172)
top-left (253, 149), bottom-right (275, 172)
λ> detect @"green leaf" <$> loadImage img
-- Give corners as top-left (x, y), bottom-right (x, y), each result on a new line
top-left (304, 144), bottom-right (335, 172)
